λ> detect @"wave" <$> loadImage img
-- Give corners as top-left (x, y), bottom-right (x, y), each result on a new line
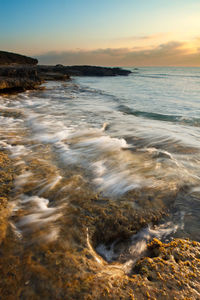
top-left (77, 83), bottom-right (120, 102)
top-left (132, 72), bottom-right (200, 80)
top-left (118, 104), bottom-right (200, 126)
top-left (134, 74), bottom-right (169, 79)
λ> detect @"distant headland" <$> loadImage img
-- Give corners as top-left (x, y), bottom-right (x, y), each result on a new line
top-left (0, 51), bottom-right (131, 93)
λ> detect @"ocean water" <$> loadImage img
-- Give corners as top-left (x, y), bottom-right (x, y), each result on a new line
top-left (0, 67), bottom-right (200, 266)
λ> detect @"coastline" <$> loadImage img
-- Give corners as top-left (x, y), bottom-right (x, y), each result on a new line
top-left (0, 51), bottom-right (131, 94)
top-left (0, 52), bottom-right (200, 299)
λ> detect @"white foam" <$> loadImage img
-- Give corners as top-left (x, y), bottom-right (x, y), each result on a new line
top-left (26, 113), bottom-right (70, 144)
top-left (75, 135), bottom-right (128, 152)
top-left (54, 128), bottom-right (144, 196)
top-left (14, 171), bottom-right (32, 189)
top-left (18, 212), bottom-right (62, 227)
top-left (43, 227), bottom-right (60, 242)
top-left (93, 171), bottom-right (140, 195)
top-left (0, 141), bottom-right (9, 150)
top-left (92, 160), bottom-right (106, 176)
top-left (96, 240), bottom-right (120, 262)
top-left (2, 84), bottom-right (197, 200)
top-left (37, 175), bottom-right (62, 195)
top-left (15, 195), bottom-right (63, 242)
top-left (9, 145), bottom-right (29, 158)
top-left (129, 222), bottom-right (178, 257)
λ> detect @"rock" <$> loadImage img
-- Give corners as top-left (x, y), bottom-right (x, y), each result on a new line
top-left (0, 151), bottom-right (14, 244)
top-left (0, 66), bottom-right (42, 93)
top-left (0, 51), bottom-right (41, 93)
top-left (39, 71), bottom-right (70, 81)
top-left (0, 76), bottom-right (41, 93)
top-left (55, 64), bottom-right (64, 67)
top-left (0, 146), bottom-right (200, 299)
top-left (37, 65), bottom-right (132, 77)
top-left (0, 51), bottom-right (38, 65)
top-left (0, 51), bottom-right (131, 93)
top-left (131, 238), bottom-right (200, 299)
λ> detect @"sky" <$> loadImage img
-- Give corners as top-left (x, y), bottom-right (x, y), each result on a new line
top-left (0, 0), bottom-right (200, 66)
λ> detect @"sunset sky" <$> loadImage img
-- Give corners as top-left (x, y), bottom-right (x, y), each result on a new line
top-left (1, 0), bottom-right (200, 66)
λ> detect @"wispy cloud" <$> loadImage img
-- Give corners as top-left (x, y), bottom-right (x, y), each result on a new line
top-left (114, 33), bottom-right (170, 42)
top-left (37, 41), bottom-right (200, 66)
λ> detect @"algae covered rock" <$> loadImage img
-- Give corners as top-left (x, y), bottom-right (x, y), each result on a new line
top-left (131, 238), bottom-right (200, 299)
top-left (0, 151), bottom-right (14, 244)
top-left (0, 143), bottom-right (199, 299)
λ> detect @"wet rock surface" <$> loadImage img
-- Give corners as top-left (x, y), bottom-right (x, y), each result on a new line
top-left (0, 66), bottom-right (42, 93)
top-left (0, 146), bottom-right (200, 299)
top-left (132, 238), bottom-right (200, 299)
top-left (0, 151), bottom-right (14, 244)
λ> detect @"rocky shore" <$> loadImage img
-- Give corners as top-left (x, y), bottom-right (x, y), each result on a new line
top-left (0, 51), bottom-right (131, 93)
top-left (1, 51), bottom-right (200, 299)
top-left (0, 65), bottom-right (42, 93)
top-left (0, 147), bottom-right (200, 299)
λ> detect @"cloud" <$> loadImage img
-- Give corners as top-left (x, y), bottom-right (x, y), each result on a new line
top-left (194, 36), bottom-right (200, 42)
top-left (114, 33), bottom-right (170, 42)
top-left (36, 41), bottom-right (200, 66)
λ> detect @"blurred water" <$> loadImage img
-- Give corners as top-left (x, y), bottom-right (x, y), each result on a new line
top-left (0, 67), bottom-right (200, 244)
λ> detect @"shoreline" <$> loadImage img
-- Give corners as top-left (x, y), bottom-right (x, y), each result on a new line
top-left (0, 52), bottom-right (200, 299)
top-left (0, 65), bottom-right (131, 94)
top-left (0, 93), bottom-right (200, 298)
top-left (0, 51), bottom-right (131, 94)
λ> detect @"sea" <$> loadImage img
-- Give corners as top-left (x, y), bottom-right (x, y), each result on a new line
top-left (0, 66), bottom-right (200, 265)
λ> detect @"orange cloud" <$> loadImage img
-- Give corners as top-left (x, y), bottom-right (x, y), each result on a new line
top-left (114, 33), bottom-right (170, 42)
top-left (37, 41), bottom-right (200, 67)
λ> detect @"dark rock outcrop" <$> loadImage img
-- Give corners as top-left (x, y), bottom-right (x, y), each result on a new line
top-left (0, 66), bottom-right (42, 93)
top-left (37, 64), bottom-right (132, 77)
top-left (0, 51), bottom-right (40, 93)
top-left (0, 51), bottom-right (38, 65)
